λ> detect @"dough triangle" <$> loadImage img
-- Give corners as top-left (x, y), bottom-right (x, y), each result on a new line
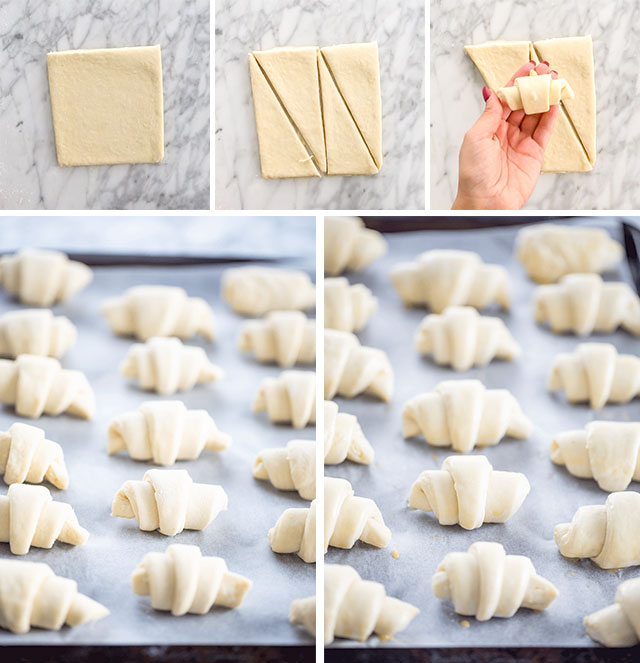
top-left (252, 47), bottom-right (327, 173)
top-left (318, 55), bottom-right (378, 176)
top-left (320, 43), bottom-right (382, 169)
top-left (248, 55), bottom-right (320, 179)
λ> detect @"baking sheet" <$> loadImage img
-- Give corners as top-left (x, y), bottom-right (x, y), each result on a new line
top-left (0, 256), bottom-right (316, 645)
top-left (325, 217), bottom-right (640, 648)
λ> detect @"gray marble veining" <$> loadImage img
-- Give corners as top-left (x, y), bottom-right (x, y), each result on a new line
top-left (215, 0), bottom-right (425, 211)
top-left (0, 0), bottom-right (210, 210)
top-left (430, 0), bottom-right (640, 210)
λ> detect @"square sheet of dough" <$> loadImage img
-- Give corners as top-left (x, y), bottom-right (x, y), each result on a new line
top-left (47, 45), bottom-right (164, 167)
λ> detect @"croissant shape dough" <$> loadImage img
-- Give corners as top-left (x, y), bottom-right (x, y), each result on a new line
top-left (253, 370), bottom-right (316, 429)
top-left (497, 70), bottom-right (574, 114)
top-left (433, 541), bottom-right (558, 621)
top-left (108, 401), bottom-right (231, 466)
top-left (253, 439), bottom-right (316, 499)
top-left (0, 484), bottom-right (88, 555)
top-left (290, 563), bottom-right (419, 644)
top-left (415, 306), bottom-right (521, 371)
top-left (409, 455), bottom-right (530, 530)
top-left (0, 310), bottom-right (77, 359)
top-left (0, 249), bottom-right (92, 306)
top-left (0, 355), bottom-right (95, 419)
top-left (222, 267), bottom-right (315, 316)
top-left (391, 250), bottom-right (510, 313)
top-left (0, 423), bottom-right (68, 489)
top-left (132, 544), bottom-right (252, 616)
top-left (238, 310), bottom-right (315, 367)
top-left (324, 400), bottom-right (374, 465)
top-left (324, 330), bottom-right (393, 401)
top-left (516, 224), bottom-right (623, 284)
top-left (548, 343), bottom-right (640, 409)
top-left (102, 285), bottom-right (215, 341)
top-left (403, 380), bottom-right (533, 453)
top-left (324, 217), bottom-right (387, 276)
top-left (121, 337), bottom-right (224, 395)
top-left (324, 277), bottom-right (377, 332)
top-left (112, 469), bottom-right (228, 536)
top-left (584, 578), bottom-right (640, 647)
top-left (554, 491), bottom-right (640, 569)
top-left (0, 560), bottom-right (108, 633)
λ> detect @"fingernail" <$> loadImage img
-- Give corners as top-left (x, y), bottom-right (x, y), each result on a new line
top-left (482, 86), bottom-right (490, 102)
top-left (529, 60), bottom-right (536, 64)
top-left (551, 69), bottom-right (558, 75)
top-left (542, 60), bottom-right (549, 66)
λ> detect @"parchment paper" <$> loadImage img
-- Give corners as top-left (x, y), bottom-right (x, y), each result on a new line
top-left (326, 217), bottom-right (640, 648)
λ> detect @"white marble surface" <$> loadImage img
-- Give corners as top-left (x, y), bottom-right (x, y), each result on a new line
top-left (215, 0), bottom-right (425, 210)
top-left (0, 0), bottom-right (209, 210)
top-left (430, 0), bottom-right (640, 210)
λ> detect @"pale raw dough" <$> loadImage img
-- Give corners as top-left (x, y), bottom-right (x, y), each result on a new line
top-left (112, 469), bottom-right (228, 536)
top-left (0, 249), bottom-right (92, 306)
top-left (120, 336), bottom-right (224, 395)
top-left (0, 354), bottom-right (95, 419)
top-left (0, 559), bottom-right (108, 633)
top-left (253, 370), bottom-right (316, 429)
top-left (554, 491), bottom-right (640, 569)
top-left (409, 455), bottom-right (530, 529)
top-left (584, 577), bottom-right (640, 647)
top-left (0, 422), bottom-right (68, 489)
top-left (0, 309), bottom-right (77, 359)
top-left (324, 400), bottom-right (374, 465)
top-left (102, 285), bottom-right (215, 341)
top-left (403, 380), bottom-right (533, 452)
top-left (0, 484), bottom-right (88, 555)
top-left (548, 343), bottom-right (640, 409)
top-left (391, 250), bottom-right (510, 312)
top-left (551, 421), bottom-right (640, 492)
top-left (290, 563), bottom-right (419, 644)
top-left (131, 544), bottom-right (252, 615)
top-left (324, 217), bottom-right (387, 276)
top-left (324, 277), bottom-right (377, 333)
top-left (108, 400), bottom-right (231, 465)
top-left (415, 306), bottom-right (520, 371)
top-left (47, 45), bottom-right (164, 167)
top-left (253, 439), bottom-right (316, 499)
top-left (433, 541), bottom-right (558, 620)
top-left (497, 70), bottom-right (574, 114)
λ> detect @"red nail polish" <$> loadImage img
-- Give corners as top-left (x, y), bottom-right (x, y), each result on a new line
top-left (542, 60), bottom-right (549, 66)
top-left (482, 86), bottom-right (490, 102)
top-left (551, 69), bottom-right (558, 75)
top-left (529, 60), bottom-right (536, 64)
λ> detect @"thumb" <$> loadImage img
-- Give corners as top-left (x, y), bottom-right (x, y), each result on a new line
top-left (471, 87), bottom-right (502, 138)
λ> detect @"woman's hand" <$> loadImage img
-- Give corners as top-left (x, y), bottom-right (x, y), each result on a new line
top-left (452, 62), bottom-right (559, 210)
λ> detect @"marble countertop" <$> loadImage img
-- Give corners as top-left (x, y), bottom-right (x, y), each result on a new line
top-left (215, 0), bottom-right (425, 211)
top-left (430, 0), bottom-right (640, 210)
top-left (0, 0), bottom-right (209, 210)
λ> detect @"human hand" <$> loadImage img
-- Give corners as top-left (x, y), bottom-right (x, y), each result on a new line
top-left (452, 62), bottom-right (559, 210)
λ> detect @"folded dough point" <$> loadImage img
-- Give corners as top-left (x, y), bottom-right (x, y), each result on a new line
top-left (584, 578), bottom-right (640, 647)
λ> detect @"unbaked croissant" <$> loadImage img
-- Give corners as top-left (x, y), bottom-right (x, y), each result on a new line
top-left (324, 330), bottom-right (393, 401)
top-left (534, 274), bottom-right (640, 336)
top-left (0, 354), bottom-right (95, 419)
top-left (112, 469), bottom-right (228, 536)
top-left (409, 455), bottom-right (530, 530)
top-left (391, 250), bottom-right (510, 313)
top-left (0, 484), bottom-right (88, 555)
top-left (290, 563), bottom-right (419, 644)
top-left (497, 70), bottom-right (574, 113)
top-left (433, 541), bottom-right (558, 620)
top-left (253, 439), bottom-right (316, 499)
top-left (548, 343), bottom-right (640, 409)
top-left (324, 400), bottom-right (373, 465)
top-left (415, 306), bottom-right (520, 370)
top-left (120, 336), bottom-right (224, 395)
top-left (0, 248), bottom-right (93, 306)
top-left (0, 309), bottom-right (77, 359)
top-left (324, 277), bottom-right (377, 332)
top-left (324, 216), bottom-right (387, 276)
top-left (108, 400), bottom-right (231, 465)
top-left (0, 422), bottom-right (68, 489)
top-left (222, 266), bottom-right (315, 316)
top-left (551, 421), bottom-right (640, 491)
top-left (238, 310), bottom-right (315, 367)
top-left (403, 380), bottom-right (533, 452)
top-left (253, 370), bottom-right (316, 429)
top-left (131, 544), bottom-right (252, 615)
top-left (555, 491), bottom-right (640, 569)
top-left (516, 224), bottom-right (623, 284)
top-left (584, 577), bottom-right (640, 647)
top-left (0, 560), bottom-right (108, 633)
top-left (102, 285), bottom-right (215, 341)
